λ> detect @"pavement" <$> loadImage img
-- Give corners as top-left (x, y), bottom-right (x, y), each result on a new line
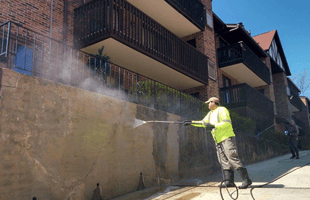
top-left (111, 150), bottom-right (310, 200)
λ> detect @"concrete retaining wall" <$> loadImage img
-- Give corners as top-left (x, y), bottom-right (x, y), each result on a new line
top-left (0, 68), bottom-right (289, 200)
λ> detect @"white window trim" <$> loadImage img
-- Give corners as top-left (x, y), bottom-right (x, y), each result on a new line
top-left (208, 59), bottom-right (216, 80)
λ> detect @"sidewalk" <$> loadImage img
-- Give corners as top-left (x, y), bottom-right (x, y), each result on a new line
top-left (111, 150), bottom-right (310, 200)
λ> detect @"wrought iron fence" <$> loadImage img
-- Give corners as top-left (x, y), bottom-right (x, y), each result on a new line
top-left (0, 21), bottom-right (207, 119)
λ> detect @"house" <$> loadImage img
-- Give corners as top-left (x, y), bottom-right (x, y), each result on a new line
top-left (213, 14), bottom-right (275, 133)
top-left (253, 30), bottom-right (304, 134)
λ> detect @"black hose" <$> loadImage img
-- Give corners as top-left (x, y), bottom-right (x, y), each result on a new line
top-left (204, 128), bottom-right (239, 200)
top-left (219, 180), bottom-right (239, 200)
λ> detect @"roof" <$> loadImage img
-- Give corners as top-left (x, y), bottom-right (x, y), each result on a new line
top-left (252, 30), bottom-right (276, 51)
top-left (253, 30), bottom-right (291, 76)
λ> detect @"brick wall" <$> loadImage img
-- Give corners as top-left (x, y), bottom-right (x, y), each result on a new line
top-left (256, 57), bottom-right (276, 117)
top-left (181, 0), bottom-right (219, 102)
top-left (1, 0), bottom-right (51, 36)
top-left (273, 72), bottom-right (291, 120)
top-left (0, 0), bottom-right (82, 45)
top-left (296, 97), bottom-right (310, 134)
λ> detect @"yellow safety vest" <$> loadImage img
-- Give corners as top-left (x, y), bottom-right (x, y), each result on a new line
top-left (192, 106), bottom-right (235, 143)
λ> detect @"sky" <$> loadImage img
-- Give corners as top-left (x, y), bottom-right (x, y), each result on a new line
top-left (213, 0), bottom-right (310, 96)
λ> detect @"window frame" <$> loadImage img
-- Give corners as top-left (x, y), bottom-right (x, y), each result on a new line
top-left (208, 59), bottom-right (216, 80)
top-left (206, 12), bottom-right (213, 28)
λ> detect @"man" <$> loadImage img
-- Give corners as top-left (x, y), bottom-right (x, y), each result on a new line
top-left (184, 97), bottom-right (252, 189)
top-left (284, 120), bottom-right (299, 159)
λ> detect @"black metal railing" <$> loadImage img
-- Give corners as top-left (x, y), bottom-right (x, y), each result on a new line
top-left (165, 0), bottom-right (206, 30)
top-left (0, 21), bottom-right (10, 57)
top-left (288, 79), bottom-right (302, 111)
top-left (220, 83), bottom-right (274, 117)
top-left (217, 42), bottom-right (271, 85)
top-left (74, 0), bottom-right (209, 85)
top-left (0, 21), bottom-right (207, 119)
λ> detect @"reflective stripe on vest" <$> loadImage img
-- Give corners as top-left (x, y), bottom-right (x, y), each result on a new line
top-left (208, 107), bottom-right (232, 124)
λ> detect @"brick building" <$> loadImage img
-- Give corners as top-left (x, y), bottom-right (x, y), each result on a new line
top-left (213, 14), bottom-right (275, 133)
top-left (295, 96), bottom-right (310, 148)
top-left (0, 1), bottom-right (222, 199)
top-left (253, 30), bottom-right (305, 133)
top-left (0, 0), bottom-right (218, 119)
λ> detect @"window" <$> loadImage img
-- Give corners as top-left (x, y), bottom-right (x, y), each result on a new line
top-left (206, 12), bottom-right (213, 28)
top-left (186, 39), bottom-right (196, 48)
top-left (223, 75), bottom-right (231, 103)
top-left (208, 59), bottom-right (216, 80)
top-left (258, 89), bottom-right (265, 95)
top-left (191, 92), bottom-right (200, 99)
top-left (13, 45), bottom-right (33, 76)
top-left (219, 38), bottom-right (227, 48)
top-left (286, 86), bottom-right (291, 97)
top-left (223, 75), bottom-right (231, 88)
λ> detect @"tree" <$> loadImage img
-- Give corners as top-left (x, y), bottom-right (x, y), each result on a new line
top-left (292, 69), bottom-right (310, 97)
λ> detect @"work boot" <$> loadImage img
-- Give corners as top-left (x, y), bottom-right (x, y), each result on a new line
top-left (290, 155), bottom-right (296, 159)
top-left (221, 170), bottom-right (236, 187)
top-left (237, 167), bottom-right (252, 189)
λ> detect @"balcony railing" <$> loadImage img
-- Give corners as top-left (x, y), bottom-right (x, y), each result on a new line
top-left (165, 0), bottom-right (206, 30)
top-left (220, 83), bottom-right (274, 117)
top-left (287, 79), bottom-right (302, 111)
top-left (74, 0), bottom-right (209, 85)
top-left (217, 42), bottom-right (271, 85)
top-left (0, 21), bottom-right (207, 119)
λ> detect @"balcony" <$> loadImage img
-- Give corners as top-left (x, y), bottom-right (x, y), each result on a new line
top-left (288, 79), bottom-right (302, 112)
top-left (220, 83), bottom-right (274, 117)
top-left (217, 42), bottom-right (271, 87)
top-left (74, 0), bottom-right (209, 90)
top-left (126, 0), bottom-right (206, 37)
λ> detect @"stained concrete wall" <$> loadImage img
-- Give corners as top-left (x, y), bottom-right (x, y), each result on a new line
top-left (0, 68), bottom-right (289, 200)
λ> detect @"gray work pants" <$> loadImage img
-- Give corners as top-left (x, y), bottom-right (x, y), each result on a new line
top-left (216, 137), bottom-right (243, 171)
top-left (289, 136), bottom-right (299, 157)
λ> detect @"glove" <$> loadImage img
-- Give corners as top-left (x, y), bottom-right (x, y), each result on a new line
top-left (183, 120), bottom-right (192, 126)
top-left (204, 123), bottom-right (215, 129)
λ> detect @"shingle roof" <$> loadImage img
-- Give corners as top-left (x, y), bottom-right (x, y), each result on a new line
top-left (252, 30), bottom-right (277, 51)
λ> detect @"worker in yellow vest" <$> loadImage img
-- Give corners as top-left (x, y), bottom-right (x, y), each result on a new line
top-left (184, 97), bottom-right (252, 189)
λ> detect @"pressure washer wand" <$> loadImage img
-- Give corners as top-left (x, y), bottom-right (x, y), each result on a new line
top-left (134, 118), bottom-right (186, 128)
top-left (144, 120), bottom-right (183, 124)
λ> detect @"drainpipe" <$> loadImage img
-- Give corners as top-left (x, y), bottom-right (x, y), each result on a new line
top-left (49, 0), bottom-right (53, 38)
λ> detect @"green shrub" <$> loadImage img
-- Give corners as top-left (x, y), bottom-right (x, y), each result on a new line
top-left (260, 129), bottom-right (288, 145)
top-left (230, 112), bottom-right (255, 135)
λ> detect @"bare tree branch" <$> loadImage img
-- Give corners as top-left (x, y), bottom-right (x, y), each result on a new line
top-left (291, 69), bottom-right (310, 97)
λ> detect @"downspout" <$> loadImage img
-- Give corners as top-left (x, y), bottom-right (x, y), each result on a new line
top-left (49, 0), bottom-right (53, 38)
